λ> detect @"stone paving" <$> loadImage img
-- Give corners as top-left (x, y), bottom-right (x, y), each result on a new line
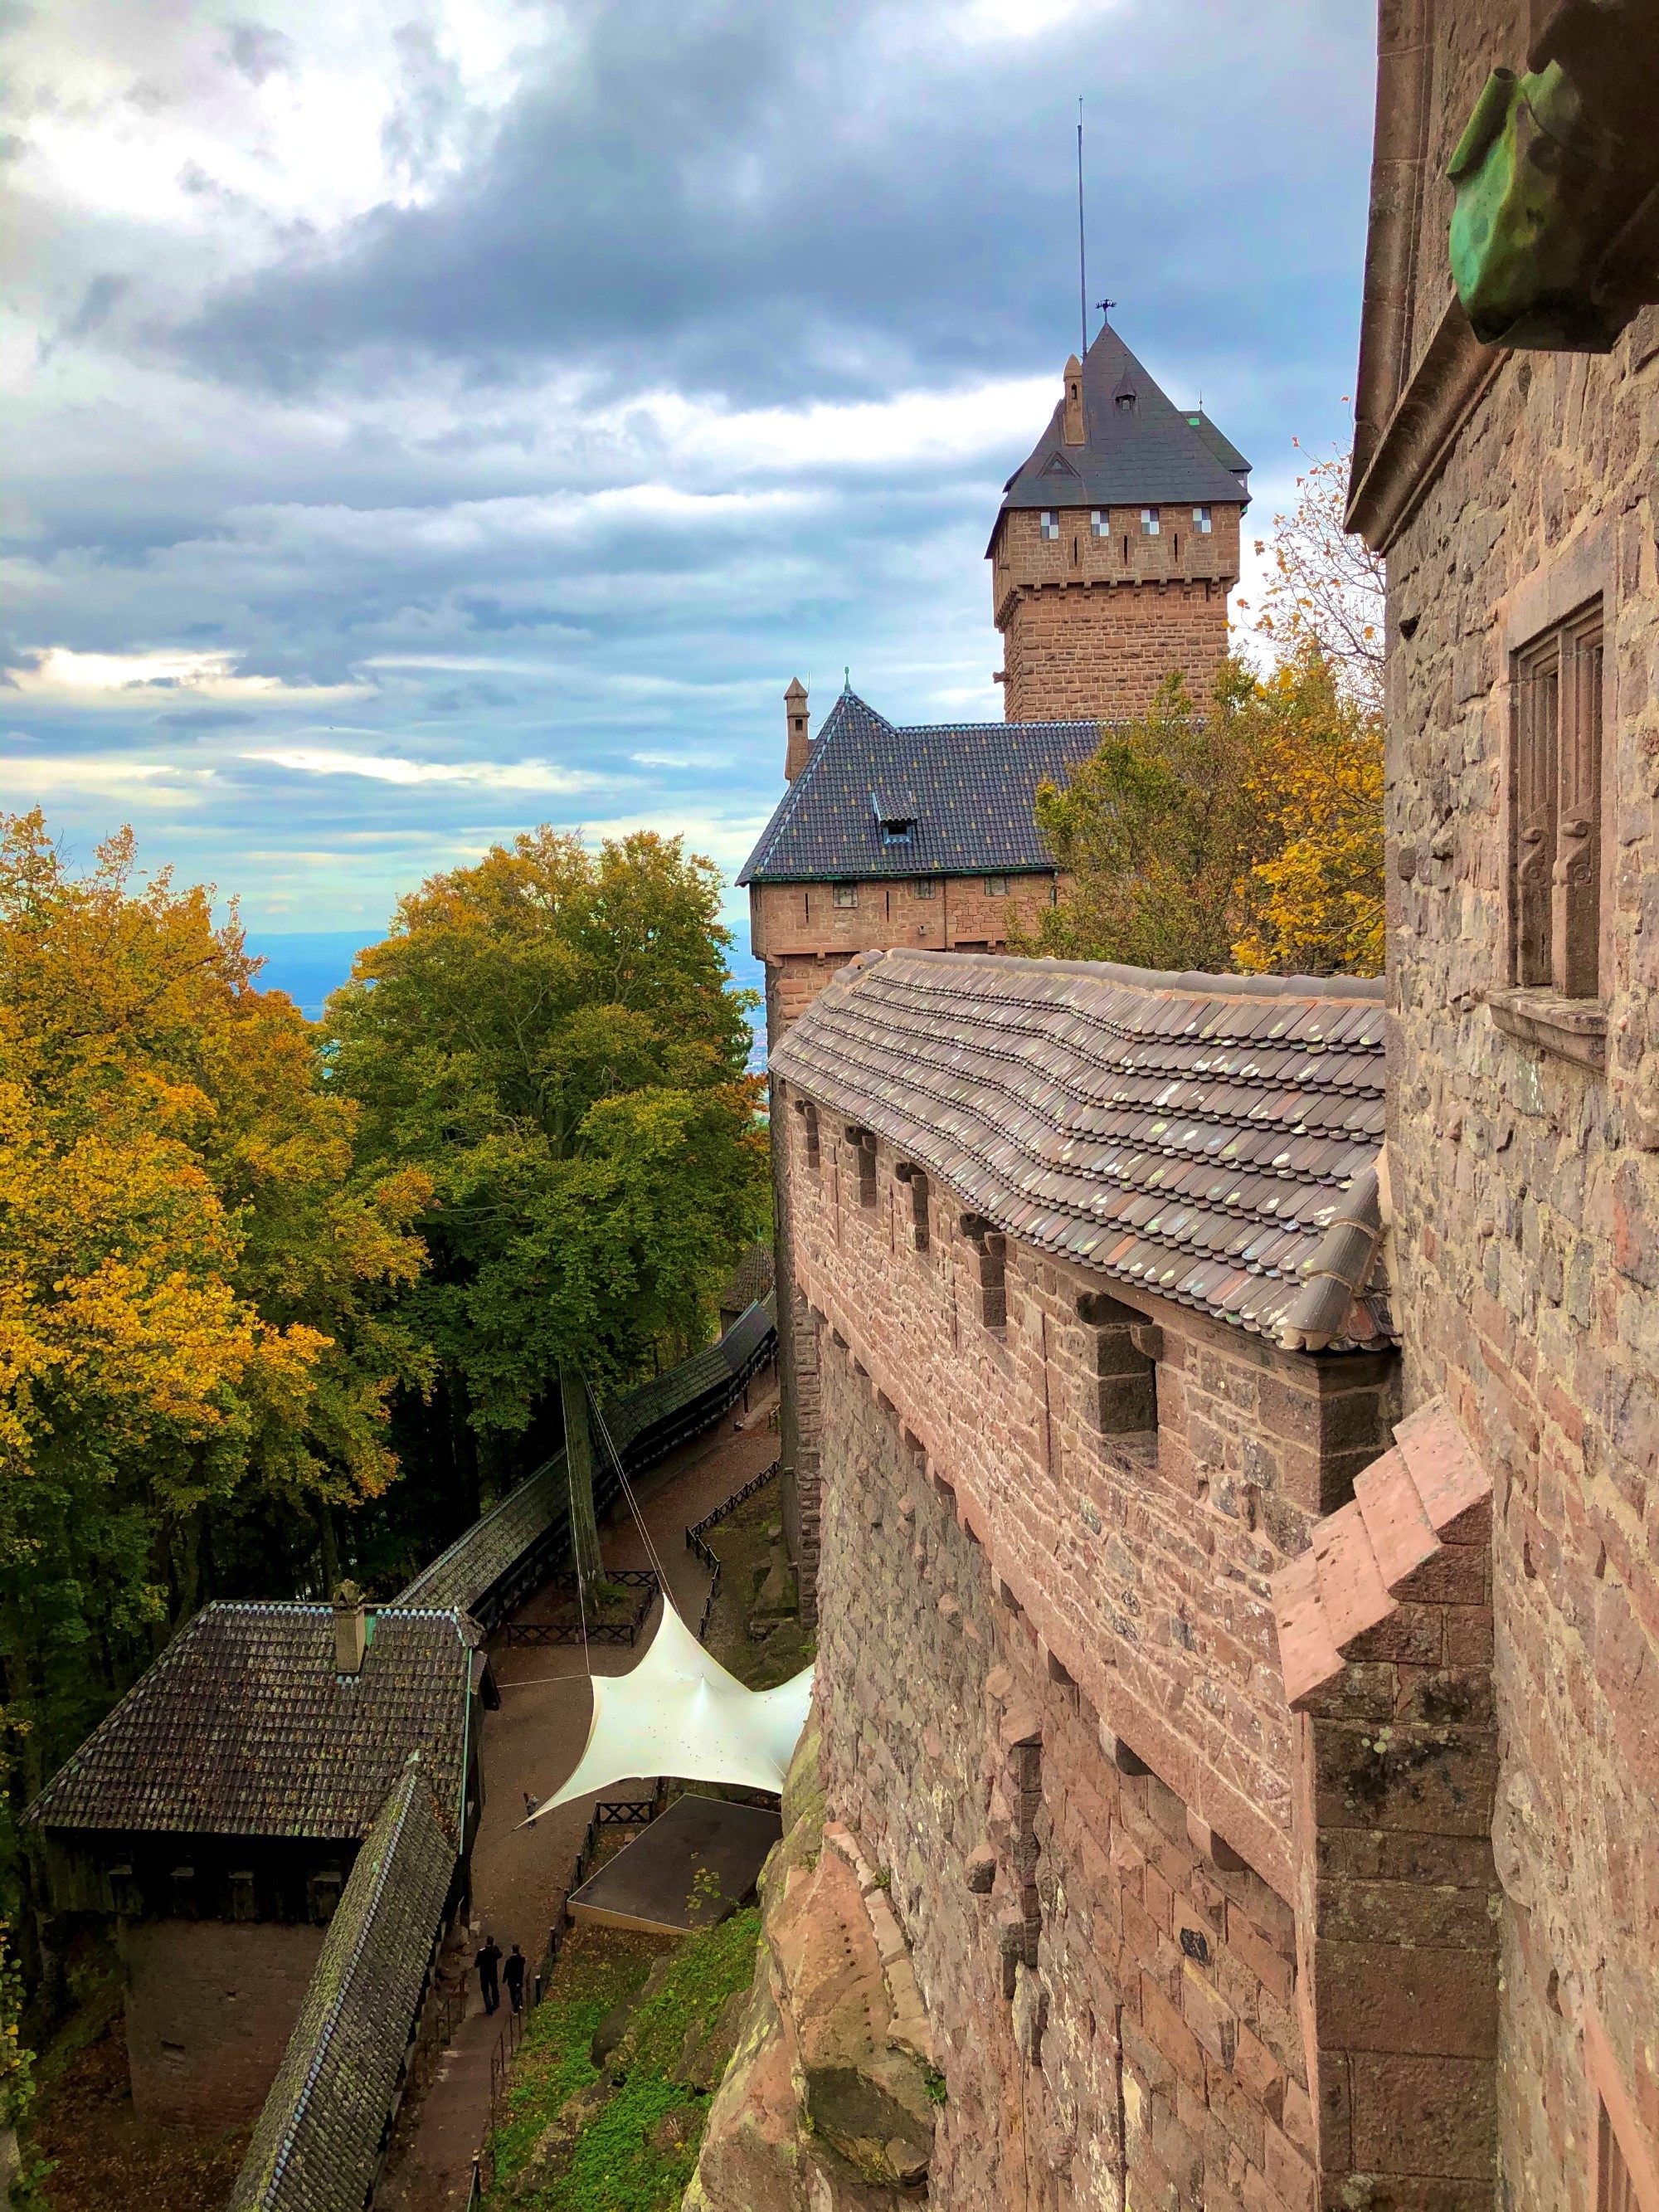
top-left (377, 1371), bottom-right (780, 2212)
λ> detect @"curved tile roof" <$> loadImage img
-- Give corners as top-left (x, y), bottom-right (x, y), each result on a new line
top-left (771, 950), bottom-right (1392, 1351)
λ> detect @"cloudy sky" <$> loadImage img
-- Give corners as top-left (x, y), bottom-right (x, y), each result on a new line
top-left (2, 0), bottom-right (1376, 978)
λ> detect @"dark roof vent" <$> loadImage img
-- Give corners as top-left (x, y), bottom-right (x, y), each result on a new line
top-left (1113, 373), bottom-right (1137, 412)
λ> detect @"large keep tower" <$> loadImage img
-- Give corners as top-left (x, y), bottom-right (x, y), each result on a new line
top-left (988, 321), bottom-right (1250, 720)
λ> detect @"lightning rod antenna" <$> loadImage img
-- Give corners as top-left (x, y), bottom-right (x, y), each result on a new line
top-left (1077, 97), bottom-right (1087, 358)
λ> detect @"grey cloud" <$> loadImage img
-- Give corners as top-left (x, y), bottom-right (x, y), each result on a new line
top-left (225, 21), bottom-right (295, 86)
top-left (178, 0), bottom-right (1374, 411)
top-left (426, 680), bottom-right (515, 712)
top-left (153, 706), bottom-right (260, 732)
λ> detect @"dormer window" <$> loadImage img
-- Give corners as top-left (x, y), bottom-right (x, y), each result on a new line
top-left (1140, 508), bottom-right (1160, 536)
top-left (1090, 510), bottom-right (1108, 537)
top-left (1039, 510), bottom-right (1059, 540)
top-left (872, 789), bottom-right (918, 847)
top-left (1194, 506), bottom-right (1213, 534)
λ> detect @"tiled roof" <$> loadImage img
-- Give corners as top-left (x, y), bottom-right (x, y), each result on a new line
top-left (771, 950), bottom-right (1392, 1350)
top-left (992, 322), bottom-right (1250, 539)
top-left (397, 1295), bottom-right (777, 1614)
top-left (720, 1241), bottom-right (775, 1312)
top-left (25, 1605), bottom-right (474, 1842)
top-left (229, 1761), bottom-right (456, 2212)
top-left (737, 689), bottom-right (1101, 885)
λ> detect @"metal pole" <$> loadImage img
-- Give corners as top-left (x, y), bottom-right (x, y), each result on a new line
top-left (1078, 97), bottom-right (1087, 358)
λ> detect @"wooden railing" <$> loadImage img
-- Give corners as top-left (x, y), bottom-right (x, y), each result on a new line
top-left (685, 1457), bottom-right (780, 1641)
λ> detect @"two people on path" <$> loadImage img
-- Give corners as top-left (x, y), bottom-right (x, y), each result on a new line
top-left (474, 1934), bottom-right (528, 2015)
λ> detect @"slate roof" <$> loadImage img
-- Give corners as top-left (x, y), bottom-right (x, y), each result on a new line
top-left (228, 1761), bottom-right (456, 2212)
top-left (991, 322), bottom-right (1250, 548)
top-left (771, 950), bottom-right (1393, 1351)
top-left (737, 689), bottom-right (1101, 886)
top-left (25, 1605), bottom-right (475, 1843)
top-left (397, 1295), bottom-right (777, 1613)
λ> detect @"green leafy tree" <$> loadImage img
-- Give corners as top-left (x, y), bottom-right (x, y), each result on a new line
top-left (328, 829), bottom-right (767, 1589)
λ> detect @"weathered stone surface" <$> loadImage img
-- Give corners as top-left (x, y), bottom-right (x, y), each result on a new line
top-left (684, 1727), bottom-right (935, 2212)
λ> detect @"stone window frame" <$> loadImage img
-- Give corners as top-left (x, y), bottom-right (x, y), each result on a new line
top-left (796, 1099), bottom-right (820, 1176)
top-left (1489, 534), bottom-right (1614, 1073)
top-left (1586, 2004), bottom-right (1659, 2212)
top-left (844, 1125), bottom-right (877, 1209)
top-left (912, 877), bottom-right (937, 899)
top-left (832, 882), bottom-right (859, 909)
top-left (984, 875), bottom-right (1010, 898)
top-left (894, 1162), bottom-right (930, 1251)
top-left (958, 1212), bottom-right (1007, 1332)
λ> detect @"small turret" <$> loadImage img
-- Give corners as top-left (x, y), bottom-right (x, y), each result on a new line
top-left (1063, 354), bottom-right (1085, 445)
top-left (785, 679), bottom-right (811, 782)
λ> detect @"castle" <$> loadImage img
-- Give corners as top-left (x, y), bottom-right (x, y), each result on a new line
top-left (741, 318), bottom-right (1250, 1048)
top-left (699, 11), bottom-right (1659, 2207)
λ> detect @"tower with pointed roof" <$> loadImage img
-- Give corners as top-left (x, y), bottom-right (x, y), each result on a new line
top-left (988, 321), bottom-right (1250, 721)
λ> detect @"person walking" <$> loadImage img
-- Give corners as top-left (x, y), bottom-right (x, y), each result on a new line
top-left (504, 1943), bottom-right (527, 2015)
top-left (523, 1791), bottom-right (538, 1819)
top-left (474, 1934), bottom-right (503, 2015)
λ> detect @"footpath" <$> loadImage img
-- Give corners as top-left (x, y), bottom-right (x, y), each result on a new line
top-left (376, 1372), bottom-right (781, 2212)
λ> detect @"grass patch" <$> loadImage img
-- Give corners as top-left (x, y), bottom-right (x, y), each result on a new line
top-left (489, 1911), bottom-right (761, 2211)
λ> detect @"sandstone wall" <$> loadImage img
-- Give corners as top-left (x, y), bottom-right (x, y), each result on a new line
top-left (785, 1107), bottom-right (1400, 1888)
top-left (123, 1917), bottom-right (326, 2126)
top-left (1376, 17), bottom-right (1659, 2192)
top-left (999, 580), bottom-right (1231, 724)
top-left (814, 1336), bottom-right (1312, 2212)
top-left (754, 876), bottom-right (1063, 1045)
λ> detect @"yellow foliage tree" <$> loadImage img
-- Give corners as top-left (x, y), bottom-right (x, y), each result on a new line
top-left (1230, 652), bottom-right (1384, 977)
top-left (0, 811), bottom-right (431, 1820)
top-left (1017, 651), bottom-right (1383, 981)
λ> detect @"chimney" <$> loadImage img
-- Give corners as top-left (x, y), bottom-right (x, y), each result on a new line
top-left (784, 678), bottom-right (810, 781)
top-left (1063, 354), bottom-right (1085, 446)
top-left (333, 1580), bottom-right (368, 1675)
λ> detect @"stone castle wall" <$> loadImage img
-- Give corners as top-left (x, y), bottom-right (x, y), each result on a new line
top-left (812, 1333), bottom-right (1312, 2212)
top-left (754, 874), bottom-right (1062, 1044)
top-left (1372, 5), bottom-right (1659, 2191)
top-left (123, 1918), bottom-right (326, 2126)
top-left (784, 1103), bottom-right (1400, 1888)
top-left (999, 579), bottom-right (1231, 724)
top-left (991, 500), bottom-right (1239, 723)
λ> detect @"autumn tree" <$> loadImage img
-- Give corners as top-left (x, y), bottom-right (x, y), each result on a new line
top-left (1014, 664), bottom-right (1267, 972)
top-left (327, 829), bottom-right (766, 1591)
top-left (0, 811), bottom-right (431, 1890)
top-left (1015, 652), bottom-right (1383, 980)
top-left (1242, 437), bottom-right (1387, 713)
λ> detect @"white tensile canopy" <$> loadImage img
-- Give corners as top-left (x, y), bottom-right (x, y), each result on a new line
top-left (526, 1598), bottom-right (814, 1819)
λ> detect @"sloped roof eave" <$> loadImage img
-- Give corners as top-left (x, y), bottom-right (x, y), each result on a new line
top-left (771, 949), bottom-right (1394, 1352)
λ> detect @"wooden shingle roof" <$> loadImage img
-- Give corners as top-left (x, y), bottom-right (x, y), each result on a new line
top-left (24, 1603), bottom-right (475, 1843)
top-left (228, 1760), bottom-right (456, 2212)
top-left (771, 949), bottom-right (1392, 1350)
